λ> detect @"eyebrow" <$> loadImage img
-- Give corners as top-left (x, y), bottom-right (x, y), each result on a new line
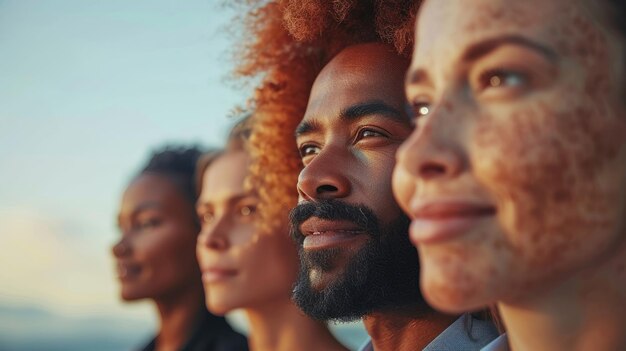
top-left (295, 100), bottom-right (407, 137)
top-left (117, 202), bottom-right (161, 227)
top-left (196, 193), bottom-right (253, 210)
top-left (406, 35), bottom-right (557, 87)
top-left (462, 35), bottom-right (557, 63)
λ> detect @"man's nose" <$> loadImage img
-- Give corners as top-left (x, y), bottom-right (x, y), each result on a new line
top-left (297, 148), bottom-right (352, 201)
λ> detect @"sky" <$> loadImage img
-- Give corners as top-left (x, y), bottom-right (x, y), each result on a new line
top-left (0, 2), bottom-right (368, 349)
top-left (0, 0), bottom-right (249, 348)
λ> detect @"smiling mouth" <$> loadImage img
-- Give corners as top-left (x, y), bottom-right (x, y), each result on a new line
top-left (300, 217), bottom-right (368, 250)
top-left (116, 263), bottom-right (142, 281)
top-left (409, 201), bottom-right (496, 244)
top-left (201, 268), bottom-right (238, 284)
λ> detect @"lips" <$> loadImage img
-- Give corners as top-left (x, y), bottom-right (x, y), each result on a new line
top-left (116, 262), bottom-right (142, 281)
top-left (299, 217), bottom-right (367, 250)
top-left (409, 201), bottom-right (496, 245)
top-left (201, 267), bottom-right (238, 284)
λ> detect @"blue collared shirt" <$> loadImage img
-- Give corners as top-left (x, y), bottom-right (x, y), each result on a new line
top-left (480, 333), bottom-right (509, 351)
top-left (358, 314), bottom-right (500, 351)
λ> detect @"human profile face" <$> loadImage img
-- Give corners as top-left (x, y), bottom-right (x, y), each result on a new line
top-left (113, 173), bottom-right (201, 301)
top-left (196, 151), bottom-right (299, 315)
top-left (394, 0), bottom-right (626, 313)
top-left (291, 43), bottom-right (423, 321)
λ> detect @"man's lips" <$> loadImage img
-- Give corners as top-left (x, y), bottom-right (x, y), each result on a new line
top-left (408, 201), bottom-right (496, 244)
top-left (299, 217), bottom-right (367, 250)
top-left (201, 267), bottom-right (238, 284)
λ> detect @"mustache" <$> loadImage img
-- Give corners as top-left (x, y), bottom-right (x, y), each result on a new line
top-left (289, 199), bottom-right (380, 242)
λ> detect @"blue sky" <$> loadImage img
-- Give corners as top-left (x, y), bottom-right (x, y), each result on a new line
top-left (0, 0), bottom-right (249, 344)
top-left (0, 2), bottom-right (369, 349)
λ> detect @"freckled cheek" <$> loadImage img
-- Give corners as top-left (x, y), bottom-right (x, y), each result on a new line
top-left (392, 167), bottom-right (415, 215)
top-left (420, 241), bottom-right (503, 309)
top-left (472, 98), bottom-right (626, 276)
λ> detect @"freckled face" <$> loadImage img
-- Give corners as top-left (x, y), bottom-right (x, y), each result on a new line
top-left (113, 174), bottom-right (201, 302)
top-left (394, 0), bottom-right (626, 312)
top-left (196, 151), bottom-right (299, 315)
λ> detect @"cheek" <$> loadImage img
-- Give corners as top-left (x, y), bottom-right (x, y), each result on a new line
top-left (239, 236), bottom-right (299, 294)
top-left (147, 224), bottom-right (198, 275)
top-left (419, 226), bottom-right (509, 312)
top-left (473, 94), bottom-right (626, 277)
top-left (392, 166), bottom-right (415, 215)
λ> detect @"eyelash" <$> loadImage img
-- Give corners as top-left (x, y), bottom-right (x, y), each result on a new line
top-left (407, 100), bottom-right (431, 126)
top-left (298, 127), bottom-right (388, 160)
top-left (198, 204), bottom-right (256, 225)
top-left (136, 217), bottom-right (162, 230)
top-left (477, 68), bottom-right (528, 92)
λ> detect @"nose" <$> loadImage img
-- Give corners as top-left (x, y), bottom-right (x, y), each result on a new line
top-left (197, 215), bottom-right (230, 251)
top-left (297, 147), bottom-right (351, 201)
top-left (112, 237), bottom-right (131, 258)
top-left (395, 106), bottom-right (465, 181)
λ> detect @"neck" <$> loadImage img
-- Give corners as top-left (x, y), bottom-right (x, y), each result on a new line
top-left (500, 243), bottom-right (626, 351)
top-left (363, 304), bottom-right (457, 351)
top-left (153, 284), bottom-right (206, 351)
top-left (245, 297), bottom-right (348, 351)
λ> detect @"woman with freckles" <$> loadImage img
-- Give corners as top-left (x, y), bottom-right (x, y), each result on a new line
top-left (393, 0), bottom-right (626, 350)
top-left (196, 119), bottom-right (348, 351)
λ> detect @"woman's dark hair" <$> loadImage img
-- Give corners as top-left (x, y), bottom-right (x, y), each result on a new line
top-left (140, 145), bottom-right (206, 205)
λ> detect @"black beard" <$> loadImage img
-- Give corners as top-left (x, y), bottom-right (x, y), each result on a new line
top-left (289, 199), bottom-right (424, 322)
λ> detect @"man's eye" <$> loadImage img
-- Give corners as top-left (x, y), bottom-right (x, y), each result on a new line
top-left (299, 144), bottom-right (320, 158)
top-left (359, 129), bottom-right (384, 138)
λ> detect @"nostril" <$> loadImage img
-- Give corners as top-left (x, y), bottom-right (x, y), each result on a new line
top-left (419, 162), bottom-right (447, 179)
top-left (316, 184), bottom-right (338, 194)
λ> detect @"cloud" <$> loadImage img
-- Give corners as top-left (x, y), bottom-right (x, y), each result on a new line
top-left (0, 207), bottom-right (146, 317)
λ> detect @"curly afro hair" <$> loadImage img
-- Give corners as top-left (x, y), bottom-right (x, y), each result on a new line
top-left (232, 0), bottom-right (420, 233)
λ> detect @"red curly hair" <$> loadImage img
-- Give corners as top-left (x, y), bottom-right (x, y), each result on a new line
top-left (232, 0), bottom-right (420, 233)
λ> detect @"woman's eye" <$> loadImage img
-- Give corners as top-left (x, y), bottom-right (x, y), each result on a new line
top-left (480, 69), bottom-right (527, 91)
top-left (299, 144), bottom-right (320, 158)
top-left (200, 212), bottom-right (215, 224)
top-left (239, 205), bottom-right (256, 216)
top-left (407, 100), bottom-right (431, 125)
top-left (137, 218), bottom-right (161, 230)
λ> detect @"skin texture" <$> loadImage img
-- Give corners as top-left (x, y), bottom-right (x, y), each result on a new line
top-left (296, 43), bottom-right (414, 290)
top-left (114, 173), bottom-right (202, 302)
top-left (394, 0), bottom-right (626, 349)
top-left (295, 43), bottom-right (455, 351)
top-left (196, 150), bottom-right (347, 351)
top-left (196, 151), bottom-right (299, 314)
top-left (236, 0), bottom-right (418, 236)
top-left (113, 173), bottom-right (207, 351)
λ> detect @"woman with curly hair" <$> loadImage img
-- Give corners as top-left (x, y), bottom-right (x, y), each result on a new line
top-left (196, 118), bottom-right (348, 351)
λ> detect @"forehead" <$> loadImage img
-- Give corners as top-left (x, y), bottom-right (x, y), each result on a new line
top-left (414, 0), bottom-right (594, 67)
top-left (120, 173), bottom-right (180, 212)
top-left (200, 151), bottom-right (249, 202)
top-left (303, 51), bottom-right (407, 124)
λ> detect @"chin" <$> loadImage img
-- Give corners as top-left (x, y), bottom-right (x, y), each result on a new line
top-left (206, 297), bottom-right (236, 316)
top-left (120, 289), bottom-right (144, 302)
top-left (420, 264), bottom-right (492, 314)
